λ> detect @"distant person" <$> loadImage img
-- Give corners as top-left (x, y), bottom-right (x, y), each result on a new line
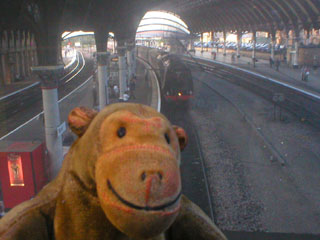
top-left (113, 85), bottom-right (119, 97)
top-left (252, 57), bottom-right (256, 68)
top-left (144, 68), bottom-right (149, 83)
top-left (123, 91), bottom-right (130, 101)
top-left (301, 66), bottom-right (310, 82)
top-left (15, 74), bottom-right (21, 82)
top-left (275, 59), bottom-right (280, 71)
top-left (269, 57), bottom-right (274, 68)
top-left (212, 51), bottom-right (216, 60)
top-left (313, 56), bottom-right (318, 70)
top-left (92, 81), bottom-right (97, 106)
top-left (129, 77), bottom-right (136, 99)
top-left (231, 53), bottom-right (236, 62)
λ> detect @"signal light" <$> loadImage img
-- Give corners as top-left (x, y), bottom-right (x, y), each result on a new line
top-left (178, 92), bottom-right (182, 96)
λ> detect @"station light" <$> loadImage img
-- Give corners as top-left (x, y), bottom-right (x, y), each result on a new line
top-left (7, 153), bottom-right (24, 187)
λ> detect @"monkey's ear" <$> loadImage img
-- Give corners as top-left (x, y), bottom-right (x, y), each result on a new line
top-left (68, 107), bottom-right (98, 137)
top-left (172, 125), bottom-right (188, 151)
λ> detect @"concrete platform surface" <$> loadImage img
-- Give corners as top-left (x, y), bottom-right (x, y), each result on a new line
top-left (193, 50), bottom-right (320, 96)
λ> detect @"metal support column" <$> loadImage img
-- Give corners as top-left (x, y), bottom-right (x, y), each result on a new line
top-left (15, 52), bottom-right (20, 79)
top-left (31, 65), bottom-right (64, 179)
top-left (292, 38), bottom-right (299, 68)
top-left (270, 32), bottom-right (276, 61)
top-left (237, 32), bottom-right (241, 58)
top-left (271, 41), bottom-right (275, 60)
top-left (132, 46), bottom-right (136, 77)
top-left (292, 28), bottom-right (300, 68)
top-left (201, 33), bottom-right (204, 53)
top-left (211, 31), bottom-right (215, 55)
top-left (21, 51), bottom-right (26, 78)
top-left (15, 32), bottom-right (21, 80)
top-left (126, 42), bottom-right (134, 81)
top-left (97, 52), bottom-right (110, 110)
top-left (223, 31), bottom-right (227, 56)
top-left (252, 31), bottom-right (256, 68)
top-left (190, 38), bottom-right (194, 51)
top-left (0, 54), bottom-right (6, 85)
top-left (0, 54), bottom-right (3, 86)
top-left (25, 47), bottom-right (30, 76)
top-left (118, 45), bottom-right (127, 100)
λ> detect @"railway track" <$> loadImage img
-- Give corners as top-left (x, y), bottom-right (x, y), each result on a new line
top-left (189, 61), bottom-right (320, 240)
top-left (0, 51), bottom-right (90, 139)
top-left (141, 46), bottom-right (320, 239)
top-left (183, 57), bottom-right (320, 129)
top-left (161, 101), bottom-right (215, 223)
top-left (0, 52), bottom-right (83, 122)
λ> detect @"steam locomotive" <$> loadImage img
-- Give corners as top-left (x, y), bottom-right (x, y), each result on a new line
top-left (157, 53), bottom-right (194, 106)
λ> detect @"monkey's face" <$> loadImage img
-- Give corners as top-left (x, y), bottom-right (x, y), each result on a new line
top-left (95, 110), bottom-right (186, 239)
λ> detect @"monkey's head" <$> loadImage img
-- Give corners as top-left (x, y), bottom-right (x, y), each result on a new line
top-left (68, 103), bottom-right (188, 239)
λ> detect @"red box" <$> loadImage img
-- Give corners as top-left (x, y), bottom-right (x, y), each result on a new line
top-left (0, 141), bottom-right (47, 209)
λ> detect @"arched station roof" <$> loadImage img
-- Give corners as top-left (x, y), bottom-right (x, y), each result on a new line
top-left (136, 11), bottom-right (190, 39)
top-left (1, 0), bottom-right (319, 35)
top-left (156, 0), bottom-right (320, 33)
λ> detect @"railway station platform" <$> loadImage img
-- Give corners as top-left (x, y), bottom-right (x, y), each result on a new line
top-left (106, 58), bottom-right (159, 111)
top-left (193, 50), bottom-right (320, 96)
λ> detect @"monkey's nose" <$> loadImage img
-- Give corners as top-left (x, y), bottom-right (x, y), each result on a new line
top-left (140, 171), bottom-right (163, 182)
top-left (142, 171), bottom-right (163, 205)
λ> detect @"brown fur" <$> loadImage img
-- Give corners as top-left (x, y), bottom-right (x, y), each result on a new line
top-left (0, 103), bottom-right (227, 240)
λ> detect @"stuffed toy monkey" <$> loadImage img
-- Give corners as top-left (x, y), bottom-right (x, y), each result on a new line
top-left (0, 103), bottom-right (226, 240)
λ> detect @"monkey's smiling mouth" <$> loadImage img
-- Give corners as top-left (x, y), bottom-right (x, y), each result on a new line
top-left (107, 180), bottom-right (181, 211)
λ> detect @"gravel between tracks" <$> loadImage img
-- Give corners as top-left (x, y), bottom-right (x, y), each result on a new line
top-left (189, 76), bottom-right (264, 231)
top-left (189, 69), bottom-right (320, 233)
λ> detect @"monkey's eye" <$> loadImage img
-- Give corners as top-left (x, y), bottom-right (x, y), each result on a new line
top-left (164, 133), bottom-right (170, 144)
top-left (117, 127), bottom-right (126, 138)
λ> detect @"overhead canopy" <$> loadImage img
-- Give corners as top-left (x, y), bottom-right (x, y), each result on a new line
top-left (156, 0), bottom-right (320, 33)
top-left (1, 0), bottom-right (319, 38)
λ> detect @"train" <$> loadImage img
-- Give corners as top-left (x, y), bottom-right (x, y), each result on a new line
top-left (138, 46), bottom-right (194, 106)
top-left (158, 53), bottom-right (194, 105)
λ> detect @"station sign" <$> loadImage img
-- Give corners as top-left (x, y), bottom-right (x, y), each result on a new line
top-left (272, 93), bottom-right (285, 102)
top-left (111, 57), bottom-right (119, 62)
top-left (57, 122), bottom-right (66, 137)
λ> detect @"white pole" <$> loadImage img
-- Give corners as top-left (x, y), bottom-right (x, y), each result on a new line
top-left (126, 47), bottom-right (132, 81)
top-left (118, 46), bottom-right (127, 100)
top-left (271, 40), bottom-right (275, 60)
top-left (223, 31), bottom-right (227, 56)
top-left (237, 32), bottom-right (241, 58)
top-left (31, 65), bottom-right (64, 179)
top-left (97, 52), bottom-right (110, 109)
top-left (132, 46), bottom-right (136, 77)
top-left (293, 38), bottom-right (299, 68)
top-left (252, 39), bottom-right (256, 59)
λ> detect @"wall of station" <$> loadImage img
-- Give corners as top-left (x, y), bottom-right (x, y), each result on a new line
top-left (0, 31), bottom-right (38, 87)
